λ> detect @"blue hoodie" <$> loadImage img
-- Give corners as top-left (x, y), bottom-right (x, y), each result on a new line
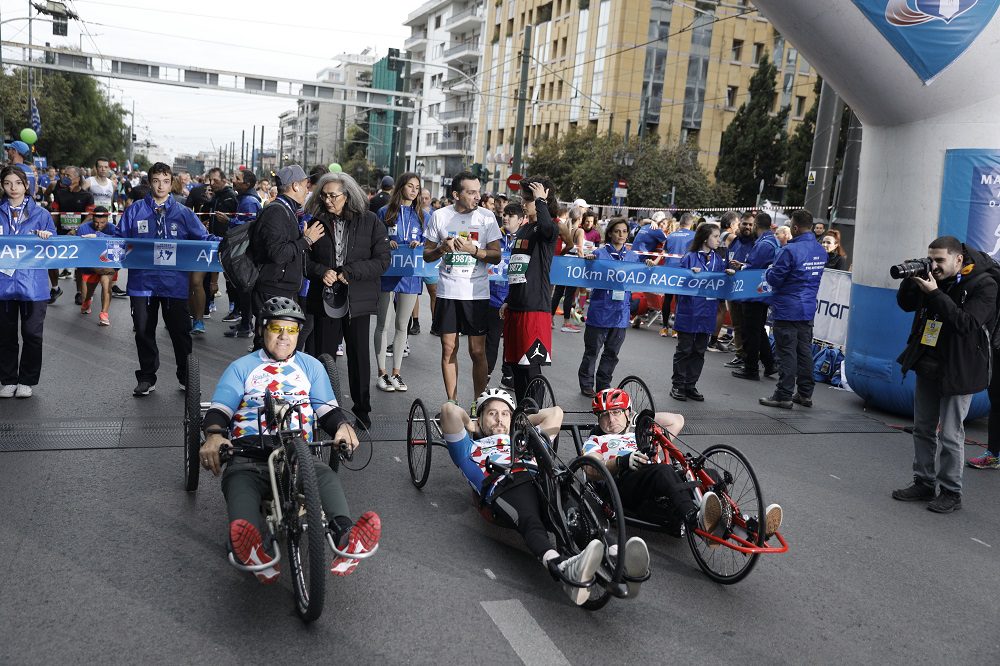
top-left (115, 194), bottom-right (216, 299)
top-left (765, 231), bottom-right (827, 321)
top-left (0, 197), bottom-right (57, 301)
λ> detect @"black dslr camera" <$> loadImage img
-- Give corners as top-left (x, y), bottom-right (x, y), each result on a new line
top-left (890, 257), bottom-right (933, 279)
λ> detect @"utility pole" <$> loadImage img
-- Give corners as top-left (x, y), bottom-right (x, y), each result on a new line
top-left (251, 125), bottom-right (256, 172)
top-left (804, 80), bottom-right (845, 223)
top-left (128, 100), bottom-right (135, 170)
top-left (510, 24), bottom-right (533, 178)
top-left (240, 129), bottom-right (245, 167)
top-left (396, 59), bottom-right (411, 177)
top-left (259, 126), bottom-right (264, 175)
top-left (26, 0), bottom-right (33, 126)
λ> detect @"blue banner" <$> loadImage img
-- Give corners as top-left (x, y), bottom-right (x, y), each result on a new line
top-left (382, 246), bottom-right (440, 278)
top-left (938, 149), bottom-right (1000, 258)
top-left (851, 0), bottom-right (1000, 82)
top-left (549, 256), bottom-right (770, 300)
top-left (0, 236), bottom-right (222, 271)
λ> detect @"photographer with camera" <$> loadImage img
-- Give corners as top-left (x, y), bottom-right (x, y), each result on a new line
top-left (892, 236), bottom-right (998, 513)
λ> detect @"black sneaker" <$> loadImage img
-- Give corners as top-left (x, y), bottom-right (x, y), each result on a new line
top-left (500, 374), bottom-right (515, 389)
top-left (133, 381), bottom-right (156, 396)
top-left (224, 328), bottom-right (252, 338)
top-left (724, 356), bottom-right (744, 369)
top-left (355, 414), bottom-right (372, 430)
top-left (763, 365), bottom-right (778, 378)
top-left (222, 312), bottom-right (242, 323)
top-left (408, 318), bottom-right (421, 335)
top-left (685, 387), bottom-right (705, 402)
top-left (48, 286), bottom-right (63, 304)
top-left (927, 490), bottom-right (962, 513)
top-left (792, 393), bottom-right (813, 408)
top-left (669, 387), bottom-right (687, 402)
top-left (892, 481), bottom-right (936, 502)
top-left (74, 292), bottom-right (83, 306)
top-left (759, 395), bottom-right (793, 409)
top-left (111, 285), bottom-right (128, 299)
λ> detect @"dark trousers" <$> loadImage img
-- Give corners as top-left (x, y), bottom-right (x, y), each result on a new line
top-left (988, 356), bottom-right (1000, 456)
top-left (742, 301), bottom-right (774, 373)
top-left (228, 280), bottom-right (253, 332)
top-left (617, 464), bottom-right (697, 525)
top-left (130, 296), bottom-right (191, 385)
top-left (0, 300), bottom-right (47, 386)
top-left (512, 364), bottom-right (542, 406)
top-left (729, 301), bottom-right (745, 355)
top-left (313, 313), bottom-right (371, 419)
top-left (551, 285), bottom-right (576, 320)
top-left (772, 320), bottom-right (815, 400)
top-left (485, 305), bottom-right (513, 378)
top-left (491, 477), bottom-right (550, 560)
top-left (578, 325), bottom-right (626, 391)
top-left (672, 331), bottom-right (710, 389)
top-left (661, 294), bottom-right (674, 327)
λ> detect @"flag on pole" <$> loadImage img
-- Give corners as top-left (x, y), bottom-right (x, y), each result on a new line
top-left (30, 97), bottom-right (42, 136)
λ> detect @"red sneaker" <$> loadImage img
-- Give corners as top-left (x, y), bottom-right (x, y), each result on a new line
top-left (330, 511), bottom-right (381, 577)
top-left (229, 519), bottom-right (280, 584)
top-left (80, 298), bottom-right (92, 315)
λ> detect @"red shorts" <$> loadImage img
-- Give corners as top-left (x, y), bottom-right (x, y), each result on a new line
top-left (503, 310), bottom-right (552, 366)
top-left (81, 268), bottom-right (118, 284)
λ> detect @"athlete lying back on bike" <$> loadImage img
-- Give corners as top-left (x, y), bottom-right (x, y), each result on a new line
top-left (198, 296), bottom-right (381, 583)
top-left (440, 388), bottom-right (650, 605)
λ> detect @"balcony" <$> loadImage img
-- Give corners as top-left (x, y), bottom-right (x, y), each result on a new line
top-left (404, 30), bottom-right (427, 53)
top-left (444, 40), bottom-right (481, 65)
top-left (446, 6), bottom-right (484, 33)
top-left (410, 59), bottom-right (426, 78)
top-left (442, 74), bottom-right (477, 93)
top-left (439, 109), bottom-right (472, 125)
top-left (435, 140), bottom-right (468, 154)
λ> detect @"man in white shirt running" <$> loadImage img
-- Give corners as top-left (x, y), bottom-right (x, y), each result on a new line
top-left (82, 157), bottom-right (117, 214)
top-left (423, 171), bottom-right (502, 404)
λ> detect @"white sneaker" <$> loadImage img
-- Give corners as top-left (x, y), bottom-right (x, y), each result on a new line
top-left (558, 539), bottom-right (603, 606)
top-left (764, 503), bottom-right (783, 539)
top-left (336, 342), bottom-right (345, 357)
top-left (14, 384), bottom-right (32, 398)
top-left (0, 384), bottom-right (16, 398)
top-left (622, 537), bottom-right (649, 599)
top-left (698, 491), bottom-right (723, 546)
top-left (376, 374), bottom-right (395, 392)
top-left (389, 374), bottom-right (408, 391)
top-left (401, 344), bottom-right (410, 358)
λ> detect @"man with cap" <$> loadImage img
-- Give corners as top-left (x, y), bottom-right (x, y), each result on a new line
top-left (251, 164), bottom-right (325, 348)
top-left (368, 175), bottom-right (393, 213)
top-left (4, 141), bottom-right (37, 200)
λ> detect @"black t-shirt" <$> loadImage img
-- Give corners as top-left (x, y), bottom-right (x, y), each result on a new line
top-left (506, 199), bottom-right (557, 312)
top-left (52, 187), bottom-right (95, 234)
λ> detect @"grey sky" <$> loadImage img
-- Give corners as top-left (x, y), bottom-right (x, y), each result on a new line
top-left (0, 0), bottom-right (411, 160)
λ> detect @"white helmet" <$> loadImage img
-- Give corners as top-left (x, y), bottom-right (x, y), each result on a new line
top-left (476, 387), bottom-right (516, 413)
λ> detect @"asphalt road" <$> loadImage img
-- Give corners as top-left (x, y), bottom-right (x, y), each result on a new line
top-left (1, 286), bottom-right (997, 665)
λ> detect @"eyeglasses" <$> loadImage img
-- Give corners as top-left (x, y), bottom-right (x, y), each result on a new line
top-left (320, 191), bottom-right (346, 201)
top-left (599, 409), bottom-right (626, 418)
top-left (265, 323), bottom-right (301, 335)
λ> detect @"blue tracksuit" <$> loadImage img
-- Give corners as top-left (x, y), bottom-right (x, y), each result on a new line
top-left (674, 250), bottom-right (726, 334)
top-left (378, 204), bottom-right (424, 295)
top-left (586, 244), bottom-right (643, 328)
top-left (663, 228), bottom-right (695, 267)
top-left (631, 226), bottom-right (667, 254)
top-left (0, 198), bottom-right (56, 301)
top-left (765, 232), bottom-right (827, 321)
top-left (742, 231), bottom-right (781, 302)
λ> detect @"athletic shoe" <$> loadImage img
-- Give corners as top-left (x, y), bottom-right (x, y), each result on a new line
top-left (386, 343), bottom-right (393, 356)
top-left (891, 480), bottom-right (935, 502)
top-left (111, 285), bottom-right (127, 299)
top-left (718, 333), bottom-right (734, 344)
top-left (0, 384), bottom-right (16, 398)
top-left (557, 539), bottom-right (603, 606)
top-left (208, 301), bottom-right (218, 315)
top-left (330, 511), bottom-right (381, 577)
top-left (724, 356), bottom-right (744, 368)
top-left (74, 292), bottom-right (83, 306)
top-left (191, 320), bottom-right (206, 335)
top-left (763, 365), bottom-right (778, 378)
top-left (389, 374), bottom-right (408, 391)
top-left (98, 312), bottom-right (111, 327)
top-left (764, 504), bottom-right (783, 539)
top-left (630, 316), bottom-right (641, 329)
top-left (336, 342), bottom-right (345, 356)
top-left (408, 318), bottom-right (421, 335)
top-left (59, 269), bottom-right (72, 279)
top-left (967, 452), bottom-right (1000, 469)
top-left (927, 490), bottom-right (962, 514)
top-left (500, 374), bottom-right (515, 389)
top-left (659, 327), bottom-right (670, 337)
top-left (80, 298), bottom-right (92, 315)
top-left (224, 328), bottom-right (252, 338)
top-left (14, 384), bottom-right (32, 398)
top-left (555, 306), bottom-right (564, 316)
top-left (230, 519), bottom-right (280, 584)
top-left (133, 381), bottom-right (155, 396)
top-left (561, 323), bottom-right (581, 333)
top-left (698, 491), bottom-right (723, 535)
top-left (622, 536), bottom-right (650, 599)
top-left (222, 312), bottom-right (242, 324)
top-left (48, 287), bottom-right (62, 304)
top-left (706, 339), bottom-right (724, 352)
top-left (401, 344), bottom-right (410, 357)
top-left (376, 374), bottom-right (395, 392)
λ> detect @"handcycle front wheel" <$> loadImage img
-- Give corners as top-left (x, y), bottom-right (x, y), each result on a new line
top-left (406, 399), bottom-right (432, 488)
top-left (686, 443), bottom-right (765, 585)
top-left (563, 456), bottom-right (627, 611)
top-left (617, 376), bottom-right (655, 427)
top-left (524, 374), bottom-right (556, 412)
top-left (286, 435), bottom-right (327, 622)
top-left (183, 353), bottom-right (202, 492)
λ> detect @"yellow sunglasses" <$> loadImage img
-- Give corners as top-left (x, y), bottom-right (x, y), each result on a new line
top-left (265, 323), bottom-right (301, 335)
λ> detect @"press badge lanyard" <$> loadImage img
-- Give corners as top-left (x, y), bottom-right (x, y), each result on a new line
top-left (608, 246), bottom-right (627, 301)
top-left (920, 277), bottom-right (960, 348)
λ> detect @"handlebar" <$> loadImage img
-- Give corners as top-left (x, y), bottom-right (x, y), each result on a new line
top-left (218, 438), bottom-right (356, 464)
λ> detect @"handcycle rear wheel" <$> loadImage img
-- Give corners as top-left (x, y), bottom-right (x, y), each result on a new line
top-left (286, 435), bottom-right (327, 622)
top-left (617, 376), bottom-right (654, 427)
top-left (183, 354), bottom-right (202, 492)
top-left (315, 354), bottom-right (344, 468)
top-left (686, 443), bottom-right (765, 585)
top-left (524, 374), bottom-right (555, 411)
top-left (406, 399), bottom-right (432, 488)
top-left (563, 456), bottom-right (627, 611)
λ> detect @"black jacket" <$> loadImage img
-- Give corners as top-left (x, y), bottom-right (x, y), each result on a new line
top-left (208, 185), bottom-right (239, 236)
top-left (304, 210), bottom-right (391, 317)
top-left (253, 196), bottom-right (309, 297)
top-left (368, 191), bottom-right (390, 214)
top-left (897, 248), bottom-right (997, 396)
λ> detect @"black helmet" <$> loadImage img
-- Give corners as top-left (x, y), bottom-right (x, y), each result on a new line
top-left (260, 296), bottom-right (306, 324)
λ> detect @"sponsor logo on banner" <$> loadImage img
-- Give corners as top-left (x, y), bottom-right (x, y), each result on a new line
top-left (814, 269), bottom-right (852, 347)
top-left (154, 242), bottom-right (177, 266)
top-left (100, 240), bottom-right (126, 263)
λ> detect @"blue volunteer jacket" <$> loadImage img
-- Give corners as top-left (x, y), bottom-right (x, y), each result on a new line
top-left (674, 250), bottom-right (726, 334)
top-left (742, 230), bottom-right (781, 303)
top-left (631, 226), bottom-right (667, 254)
top-left (115, 194), bottom-right (215, 299)
top-left (231, 190), bottom-right (262, 228)
top-left (729, 235), bottom-right (755, 265)
top-left (586, 244), bottom-right (642, 329)
top-left (0, 197), bottom-right (56, 301)
top-left (765, 232), bottom-right (827, 321)
top-left (378, 204), bottom-right (424, 295)
top-left (663, 228), bottom-right (695, 267)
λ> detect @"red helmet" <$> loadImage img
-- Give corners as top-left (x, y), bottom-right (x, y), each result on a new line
top-left (592, 388), bottom-right (631, 415)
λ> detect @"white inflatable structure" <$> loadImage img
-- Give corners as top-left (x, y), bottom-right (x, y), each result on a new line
top-left (754, 0), bottom-right (1000, 417)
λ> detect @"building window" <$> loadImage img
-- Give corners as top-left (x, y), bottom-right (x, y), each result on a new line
top-left (536, 1), bottom-right (553, 24)
top-left (752, 42), bottom-right (764, 64)
top-left (726, 86), bottom-right (739, 109)
top-left (434, 14), bottom-right (441, 29)
top-left (731, 39), bottom-right (743, 62)
top-left (795, 95), bottom-right (806, 117)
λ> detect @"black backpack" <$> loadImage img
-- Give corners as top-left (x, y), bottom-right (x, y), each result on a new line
top-left (218, 219), bottom-right (260, 292)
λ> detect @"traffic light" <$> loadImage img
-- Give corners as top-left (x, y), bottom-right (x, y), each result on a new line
top-left (387, 48), bottom-right (400, 72)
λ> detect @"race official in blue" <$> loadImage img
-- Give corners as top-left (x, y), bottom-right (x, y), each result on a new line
top-left (659, 213), bottom-right (695, 334)
top-left (578, 218), bottom-right (643, 396)
top-left (733, 212), bottom-right (780, 381)
top-left (671, 224), bottom-right (726, 402)
top-left (223, 169), bottom-right (263, 337)
top-left (630, 218), bottom-right (667, 254)
top-left (115, 162), bottom-right (217, 397)
top-left (0, 166), bottom-right (56, 398)
top-left (759, 210), bottom-right (827, 409)
top-left (724, 213), bottom-right (756, 366)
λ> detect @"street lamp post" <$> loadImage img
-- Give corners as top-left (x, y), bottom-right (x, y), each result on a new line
top-left (613, 148), bottom-right (635, 215)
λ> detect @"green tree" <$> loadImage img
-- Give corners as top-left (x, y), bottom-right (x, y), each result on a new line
top-left (715, 53), bottom-right (789, 204)
top-left (0, 67), bottom-right (129, 167)
top-left (339, 124), bottom-right (375, 189)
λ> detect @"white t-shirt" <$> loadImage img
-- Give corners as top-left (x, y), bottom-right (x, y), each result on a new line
top-left (87, 176), bottom-right (115, 209)
top-left (425, 205), bottom-right (502, 300)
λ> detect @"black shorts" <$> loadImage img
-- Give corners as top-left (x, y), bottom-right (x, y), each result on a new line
top-left (433, 297), bottom-right (489, 336)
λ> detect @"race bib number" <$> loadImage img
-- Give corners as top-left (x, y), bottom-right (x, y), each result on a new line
top-left (508, 253), bottom-right (530, 284)
top-left (444, 251), bottom-right (477, 275)
top-left (583, 240), bottom-right (595, 254)
top-left (612, 290), bottom-right (626, 301)
top-left (61, 213), bottom-right (82, 229)
top-left (921, 319), bottom-right (942, 347)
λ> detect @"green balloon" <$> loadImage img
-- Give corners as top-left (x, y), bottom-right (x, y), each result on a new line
top-left (328, 163), bottom-right (343, 173)
top-left (19, 128), bottom-right (37, 145)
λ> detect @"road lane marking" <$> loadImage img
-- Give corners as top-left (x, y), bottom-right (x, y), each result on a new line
top-left (971, 538), bottom-right (992, 548)
top-left (829, 474), bottom-right (841, 480)
top-left (431, 502), bottom-right (438, 508)
top-left (393, 456), bottom-right (401, 463)
top-left (484, 568), bottom-right (496, 580)
top-left (480, 600), bottom-right (570, 666)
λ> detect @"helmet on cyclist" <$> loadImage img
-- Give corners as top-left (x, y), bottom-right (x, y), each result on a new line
top-left (260, 296), bottom-right (306, 324)
top-left (476, 387), bottom-right (516, 413)
top-left (592, 388), bottom-right (631, 415)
